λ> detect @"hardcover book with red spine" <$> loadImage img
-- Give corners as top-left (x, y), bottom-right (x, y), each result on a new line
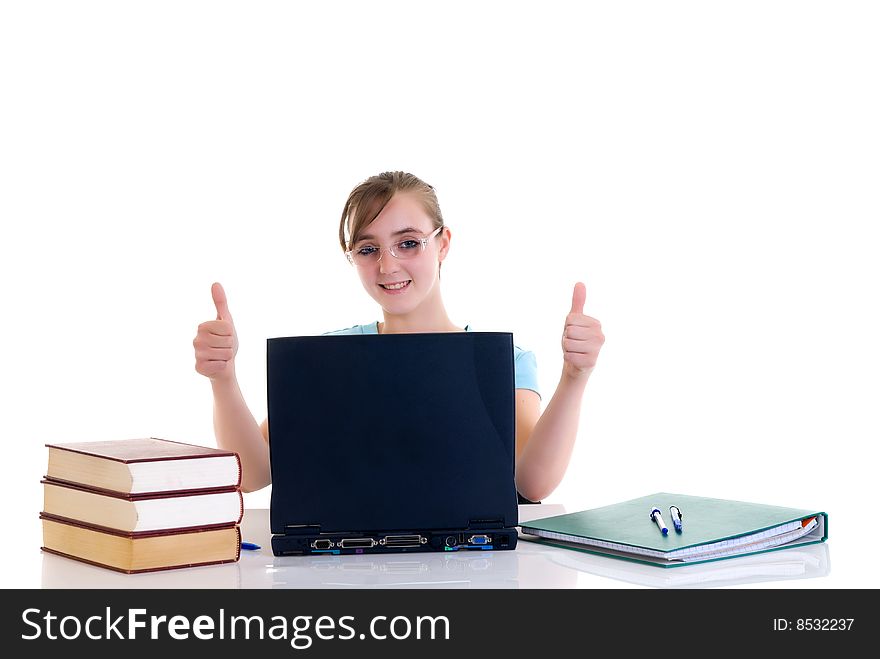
top-left (44, 437), bottom-right (242, 494)
top-left (41, 478), bottom-right (244, 533)
top-left (40, 514), bottom-right (242, 574)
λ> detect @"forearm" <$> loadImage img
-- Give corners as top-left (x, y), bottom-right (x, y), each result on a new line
top-left (211, 372), bottom-right (271, 492)
top-left (515, 372), bottom-right (589, 501)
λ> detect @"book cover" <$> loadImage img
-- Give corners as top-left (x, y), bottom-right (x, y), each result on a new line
top-left (45, 437), bottom-right (242, 494)
top-left (41, 478), bottom-right (244, 533)
top-left (40, 514), bottom-right (242, 574)
top-left (519, 492), bottom-right (827, 568)
top-left (46, 437), bottom-right (237, 462)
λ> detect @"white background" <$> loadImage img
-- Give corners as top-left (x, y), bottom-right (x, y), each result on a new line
top-left (1, 1), bottom-right (877, 588)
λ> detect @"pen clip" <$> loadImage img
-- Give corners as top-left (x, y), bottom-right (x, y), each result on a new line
top-left (669, 505), bottom-right (683, 532)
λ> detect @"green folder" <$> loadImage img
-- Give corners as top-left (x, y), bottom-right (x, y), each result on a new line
top-left (519, 493), bottom-right (828, 568)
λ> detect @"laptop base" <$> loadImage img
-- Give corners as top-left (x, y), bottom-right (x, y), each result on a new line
top-left (271, 528), bottom-right (518, 556)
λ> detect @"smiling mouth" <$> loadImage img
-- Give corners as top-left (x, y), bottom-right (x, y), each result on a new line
top-left (379, 280), bottom-right (411, 290)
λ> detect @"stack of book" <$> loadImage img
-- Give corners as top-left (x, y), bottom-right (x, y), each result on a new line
top-left (40, 437), bottom-right (243, 574)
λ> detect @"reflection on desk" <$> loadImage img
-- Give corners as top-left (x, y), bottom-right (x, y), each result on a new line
top-left (42, 557), bottom-right (242, 589)
top-left (40, 506), bottom-right (830, 589)
top-left (249, 550), bottom-right (521, 589)
top-left (520, 539), bottom-right (831, 589)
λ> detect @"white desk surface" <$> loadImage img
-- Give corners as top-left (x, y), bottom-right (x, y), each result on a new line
top-left (40, 505), bottom-right (831, 589)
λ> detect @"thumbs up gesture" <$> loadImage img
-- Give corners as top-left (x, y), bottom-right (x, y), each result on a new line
top-left (193, 282), bottom-right (239, 381)
top-left (561, 282), bottom-right (604, 380)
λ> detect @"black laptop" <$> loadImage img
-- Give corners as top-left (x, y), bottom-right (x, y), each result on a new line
top-left (266, 332), bottom-right (519, 555)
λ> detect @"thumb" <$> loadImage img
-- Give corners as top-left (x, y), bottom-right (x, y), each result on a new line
top-left (570, 282), bottom-right (586, 315)
top-left (212, 282), bottom-right (232, 321)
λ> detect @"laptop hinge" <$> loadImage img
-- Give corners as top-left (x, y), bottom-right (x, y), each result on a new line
top-left (283, 523), bottom-right (321, 533)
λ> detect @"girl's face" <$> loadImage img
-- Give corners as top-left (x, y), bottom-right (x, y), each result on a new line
top-left (350, 192), bottom-right (448, 317)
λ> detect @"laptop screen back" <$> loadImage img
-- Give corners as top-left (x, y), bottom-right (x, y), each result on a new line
top-left (267, 332), bottom-right (518, 536)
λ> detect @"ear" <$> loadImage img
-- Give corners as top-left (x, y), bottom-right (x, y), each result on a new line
top-left (438, 226), bottom-right (452, 262)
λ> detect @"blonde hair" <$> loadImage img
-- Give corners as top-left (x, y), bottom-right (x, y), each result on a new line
top-left (338, 171), bottom-right (445, 252)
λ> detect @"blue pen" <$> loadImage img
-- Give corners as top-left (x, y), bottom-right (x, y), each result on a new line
top-left (650, 507), bottom-right (668, 535)
top-left (669, 505), bottom-right (683, 533)
top-left (241, 542), bottom-right (261, 551)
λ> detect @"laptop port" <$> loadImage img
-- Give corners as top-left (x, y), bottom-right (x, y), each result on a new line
top-left (380, 534), bottom-right (426, 548)
top-left (338, 537), bottom-right (377, 548)
top-left (310, 539), bottom-right (334, 550)
top-left (445, 536), bottom-right (458, 548)
top-left (468, 534), bottom-right (491, 545)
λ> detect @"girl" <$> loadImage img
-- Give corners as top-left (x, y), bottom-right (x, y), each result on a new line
top-left (193, 171), bottom-right (604, 502)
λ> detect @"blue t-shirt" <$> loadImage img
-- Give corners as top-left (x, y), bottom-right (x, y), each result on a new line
top-left (322, 322), bottom-right (540, 397)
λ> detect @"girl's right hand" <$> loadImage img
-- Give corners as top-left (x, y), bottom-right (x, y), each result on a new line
top-left (193, 282), bottom-right (239, 381)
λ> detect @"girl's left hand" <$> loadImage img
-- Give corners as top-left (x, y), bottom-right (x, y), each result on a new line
top-left (561, 282), bottom-right (605, 381)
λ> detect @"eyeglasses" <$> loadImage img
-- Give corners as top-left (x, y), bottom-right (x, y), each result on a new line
top-left (345, 226), bottom-right (442, 266)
